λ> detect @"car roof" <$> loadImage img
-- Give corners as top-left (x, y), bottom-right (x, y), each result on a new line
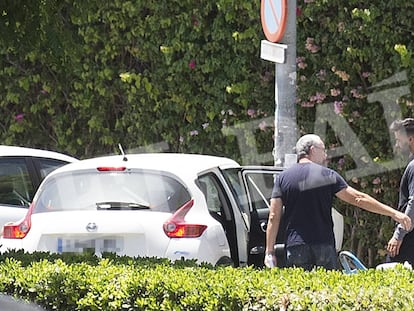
top-left (0, 145), bottom-right (78, 162)
top-left (49, 153), bottom-right (240, 179)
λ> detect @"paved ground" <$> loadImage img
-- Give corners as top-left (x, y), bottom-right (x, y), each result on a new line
top-left (0, 294), bottom-right (45, 310)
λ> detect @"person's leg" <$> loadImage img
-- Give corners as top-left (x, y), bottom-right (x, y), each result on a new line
top-left (286, 245), bottom-right (313, 271)
top-left (311, 244), bottom-right (339, 270)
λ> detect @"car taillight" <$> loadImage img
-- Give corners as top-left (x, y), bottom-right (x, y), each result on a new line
top-left (97, 167), bottom-right (126, 171)
top-left (2, 204), bottom-right (33, 239)
top-left (163, 199), bottom-right (207, 238)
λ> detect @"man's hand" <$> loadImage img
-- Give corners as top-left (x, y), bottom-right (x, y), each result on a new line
top-left (264, 253), bottom-right (276, 268)
top-left (387, 237), bottom-right (403, 257)
top-left (393, 212), bottom-right (412, 231)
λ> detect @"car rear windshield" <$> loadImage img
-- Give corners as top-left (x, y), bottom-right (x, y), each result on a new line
top-left (33, 169), bottom-right (191, 214)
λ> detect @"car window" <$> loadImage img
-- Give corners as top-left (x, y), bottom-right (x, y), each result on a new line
top-left (198, 176), bottom-right (222, 214)
top-left (243, 171), bottom-right (277, 212)
top-left (198, 174), bottom-right (232, 221)
top-left (36, 158), bottom-right (72, 179)
top-left (0, 158), bottom-right (34, 206)
top-left (222, 168), bottom-right (249, 218)
top-left (33, 169), bottom-right (191, 214)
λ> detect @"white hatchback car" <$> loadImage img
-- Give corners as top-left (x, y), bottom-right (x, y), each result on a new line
top-left (0, 146), bottom-right (77, 231)
top-left (0, 153), bottom-right (343, 267)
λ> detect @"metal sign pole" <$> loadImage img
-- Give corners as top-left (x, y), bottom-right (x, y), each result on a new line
top-left (260, 0), bottom-right (297, 168)
top-left (274, 0), bottom-right (297, 168)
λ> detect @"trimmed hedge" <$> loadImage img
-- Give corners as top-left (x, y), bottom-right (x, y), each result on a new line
top-left (1, 252), bottom-right (414, 310)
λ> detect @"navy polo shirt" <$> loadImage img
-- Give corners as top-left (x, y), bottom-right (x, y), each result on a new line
top-left (271, 162), bottom-right (348, 247)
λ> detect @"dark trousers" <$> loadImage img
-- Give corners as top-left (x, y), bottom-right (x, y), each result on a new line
top-left (286, 244), bottom-right (338, 271)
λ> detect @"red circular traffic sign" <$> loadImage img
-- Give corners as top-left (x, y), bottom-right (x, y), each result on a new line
top-left (261, 0), bottom-right (287, 43)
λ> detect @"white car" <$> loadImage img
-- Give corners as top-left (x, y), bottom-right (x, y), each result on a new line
top-left (0, 145), bottom-right (77, 231)
top-left (0, 153), bottom-right (343, 267)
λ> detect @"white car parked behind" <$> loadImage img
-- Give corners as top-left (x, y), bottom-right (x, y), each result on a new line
top-left (0, 145), bottom-right (77, 231)
top-left (1, 153), bottom-right (343, 267)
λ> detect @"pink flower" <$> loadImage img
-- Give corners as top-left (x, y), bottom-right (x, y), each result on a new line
top-left (247, 109), bottom-right (255, 117)
top-left (330, 88), bottom-right (341, 97)
top-left (372, 177), bottom-right (381, 185)
top-left (334, 101), bottom-right (344, 114)
top-left (298, 62), bottom-right (307, 69)
top-left (350, 88), bottom-right (365, 99)
top-left (14, 113), bottom-right (25, 122)
top-left (316, 69), bottom-right (326, 81)
top-left (189, 59), bottom-right (196, 70)
top-left (259, 120), bottom-right (267, 131)
top-left (362, 72), bottom-right (371, 78)
top-left (305, 37), bottom-right (320, 53)
top-left (310, 92), bottom-right (326, 104)
top-left (351, 111), bottom-right (360, 118)
top-left (192, 15), bottom-right (199, 27)
top-left (297, 57), bottom-right (307, 69)
top-left (190, 130), bottom-right (199, 136)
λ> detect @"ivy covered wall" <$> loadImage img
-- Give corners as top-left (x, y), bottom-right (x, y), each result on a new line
top-left (1, 0), bottom-right (413, 266)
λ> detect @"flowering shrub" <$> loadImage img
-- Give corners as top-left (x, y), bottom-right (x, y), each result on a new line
top-left (296, 0), bottom-right (414, 266)
top-left (0, 0), bottom-right (413, 265)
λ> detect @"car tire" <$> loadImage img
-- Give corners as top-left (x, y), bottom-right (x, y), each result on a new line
top-left (215, 256), bottom-right (233, 266)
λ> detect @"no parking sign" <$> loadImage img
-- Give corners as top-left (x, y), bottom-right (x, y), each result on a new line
top-left (261, 0), bottom-right (287, 43)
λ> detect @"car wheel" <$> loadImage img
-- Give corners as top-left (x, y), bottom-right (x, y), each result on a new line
top-left (215, 256), bottom-right (233, 267)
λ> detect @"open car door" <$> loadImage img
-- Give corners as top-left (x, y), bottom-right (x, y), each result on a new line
top-left (239, 167), bottom-right (285, 267)
top-left (240, 166), bottom-right (344, 267)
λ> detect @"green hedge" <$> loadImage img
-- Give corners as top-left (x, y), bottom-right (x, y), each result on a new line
top-left (1, 252), bottom-right (414, 310)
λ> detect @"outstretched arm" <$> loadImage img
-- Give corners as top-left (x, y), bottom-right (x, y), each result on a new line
top-left (335, 186), bottom-right (411, 231)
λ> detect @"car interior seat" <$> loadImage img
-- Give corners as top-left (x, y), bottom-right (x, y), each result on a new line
top-left (0, 176), bottom-right (23, 206)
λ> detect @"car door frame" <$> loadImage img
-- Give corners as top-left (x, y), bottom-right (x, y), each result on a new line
top-left (198, 167), bottom-right (251, 266)
top-left (238, 166), bottom-right (285, 267)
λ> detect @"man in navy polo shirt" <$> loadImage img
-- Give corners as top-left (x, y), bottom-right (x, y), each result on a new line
top-left (265, 134), bottom-right (411, 270)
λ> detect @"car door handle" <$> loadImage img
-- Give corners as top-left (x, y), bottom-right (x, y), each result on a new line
top-left (260, 221), bottom-right (267, 233)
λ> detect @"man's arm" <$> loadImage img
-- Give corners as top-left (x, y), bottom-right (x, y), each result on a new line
top-left (387, 199), bottom-right (414, 257)
top-left (335, 186), bottom-right (411, 231)
top-left (264, 197), bottom-right (283, 268)
top-left (392, 197), bottom-right (414, 240)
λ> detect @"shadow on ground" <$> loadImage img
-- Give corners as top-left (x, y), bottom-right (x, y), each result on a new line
top-left (0, 294), bottom-right (45, 310)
